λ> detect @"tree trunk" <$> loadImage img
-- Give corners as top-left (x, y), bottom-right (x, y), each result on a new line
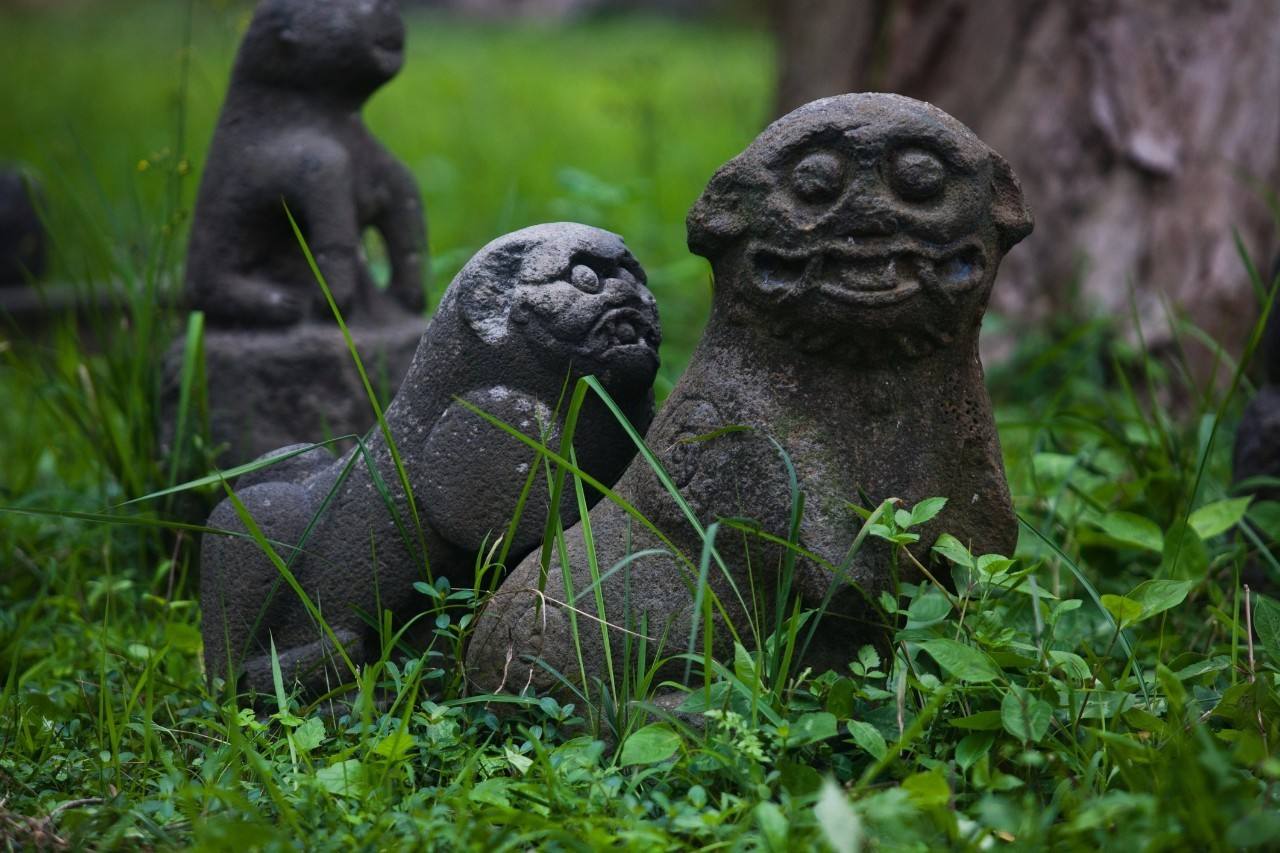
top-left (771, 0), bottom-right (1280, 375)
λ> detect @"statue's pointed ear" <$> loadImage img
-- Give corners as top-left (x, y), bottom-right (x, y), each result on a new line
top-left (457, 242), bottom-right (528, 345)
top-left (990, 152), bottom-right (1033, 251)
top-left (687, 160), bottom-right (751, 261)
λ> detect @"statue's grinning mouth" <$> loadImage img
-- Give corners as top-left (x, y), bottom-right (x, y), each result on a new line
top-left (750, 240), bottom-right (986, 305)
top-left (588, 306), bottom-right (659, 356)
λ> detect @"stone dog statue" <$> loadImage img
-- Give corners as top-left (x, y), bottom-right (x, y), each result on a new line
top-left (185, 0), bottom-right (426, 326)
top-left (201, 224), bottom-right (661, 697)
top-left (465, 94), bottom-right (1033, 701)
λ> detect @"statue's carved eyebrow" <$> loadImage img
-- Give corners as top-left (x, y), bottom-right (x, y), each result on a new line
top-left (768, 125), bottom-right (851, 165)
top-left (882, 133), bottom-right (982, 174)
top-left (768, 122), bottom-right (979, 174)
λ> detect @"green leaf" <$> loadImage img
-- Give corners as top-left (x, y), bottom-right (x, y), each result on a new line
top-left (373, 728), bottom-right (415, 761)
top-left (955, 732), bottom-right (994, 771)
top-left (754, 801), bottom-right (789, 851)
top-left (1226, 810), bottom-right (1280, 848)
top-left (1248, 500), bottom-right (1280, 537)
top-left (825, 677), bottom-right (856, 718)
top-left (814, 778), bottom-right (862, 853)
top-left (975, 553), bottom-right (1016, 576)
top-left (505, 747), bottom-right (533, 775)
top-left (1048, 598), bottom-right (1083, 626)
top-left (1188, 497), bottom-right (1252, 539)
top-left (269, 636), bottom-right (290, 719)
top-left (907, 591), bottom-right (952, 625)
top-left (617, 724), bottom-right (682, 766)
top-left (931, 533), bottom-right (973, 566)
top-left (1000, 687), bottom-right (1052, 744)
top-left (733, 642), bottom-right (760, 688)
top-left (846, 720), bottom-right (887, 760)
top-left (1161, 521), bottom-right (1209, 580)
top-left (163, 622), bottom-right (203, 654)
top-left (468, 777), bottom-right (513, 808)
top-left (779, 760), bottom-right (823, 796)
top-left (909, 497), bottom-right (948, 527)
top-left (1093, 511), bottom-right (1164, 552)
top-left (293, 717), bottom-right (325, 752)
top-left (788, 712), bottom-right (838, 746)
top-left (315, 759), bottom-right (367, 798)
top-left (1046, 650), bottom-right (1091, 681)
top-left (1254, 596), bottom-right (1280, 664)
top-left (902, 767), bottom-right (950, 808)
top-left (918, 639), bottom-right (1002, 683)
top-left (949, 710), bottom-right (1003, 730)
top-left (1101, 594), bottom-right (1142, 626)
top-left (1128, 579), bottom-right (1193, 622)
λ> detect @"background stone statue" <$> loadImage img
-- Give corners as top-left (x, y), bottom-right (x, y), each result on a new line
top-left (201, 223), bottom-right (661, 698)
top-left (186, 0), bottom-right (425, 325)
top-left (0, 167), bottom-right (45, 287)
top-left (164, 0), bottom-right (429, 464)
top-left (465, 94), bottom-right (1032, 701)
top-left (1234, 258), bottom-right (1280, 506)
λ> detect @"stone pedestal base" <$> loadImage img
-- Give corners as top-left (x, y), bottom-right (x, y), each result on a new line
top-left (0, 282), bottom-right (136, 343)
top-left (162, 315), bottom-right (426, 467)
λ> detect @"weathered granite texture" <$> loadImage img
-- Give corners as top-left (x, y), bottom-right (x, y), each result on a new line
top-left (0, 168), bottom-right (45, 286)
top-left (1234, 258), bottom-right (1280, 505)
top-left (202, 224), bottom-right (661, 697)
top-left (168, 0), bottom-right (428, 463)
top-left (466, 93), bottom-right (1033, 700)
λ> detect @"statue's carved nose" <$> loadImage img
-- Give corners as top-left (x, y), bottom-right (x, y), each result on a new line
top-left (817, 172), bottom-right (904, 237)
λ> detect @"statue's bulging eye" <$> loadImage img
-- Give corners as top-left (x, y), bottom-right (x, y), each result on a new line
top-left (570, 264), bottom-right (602, 293)
top-left (889, 148), bottom-right (946, 201)
top-left (790, 151), bottom-right (845, 205)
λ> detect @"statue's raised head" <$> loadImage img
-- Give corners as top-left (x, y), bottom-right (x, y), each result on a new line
top-left (235, 0), bottom-right (407, 96)
top-left (688, 93), bottom-right (1032, 360)
top-left (443, 223), bottom-right (662, 393)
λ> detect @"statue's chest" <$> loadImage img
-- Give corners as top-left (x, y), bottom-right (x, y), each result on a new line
top-left (351, 159), bottom-right (393, 222)
top-left (325, 123), bottom-right (393, 221)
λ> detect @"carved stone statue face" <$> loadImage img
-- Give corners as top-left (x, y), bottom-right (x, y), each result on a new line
top-left (243, 0), bottom-right (406, 93)
top-left (688, 93), bottom-right (1032, 358)
top-left (454, 223), bottom-right (661, 392)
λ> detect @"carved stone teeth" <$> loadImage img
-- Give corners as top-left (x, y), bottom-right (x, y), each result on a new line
top-left (918, 255), bottom-right (940, 290)
top-left (884, 255), bottom-right (898, 289)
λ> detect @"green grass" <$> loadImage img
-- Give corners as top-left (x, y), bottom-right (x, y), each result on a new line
top-left (4, 2), bottom-right (1280, 850)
